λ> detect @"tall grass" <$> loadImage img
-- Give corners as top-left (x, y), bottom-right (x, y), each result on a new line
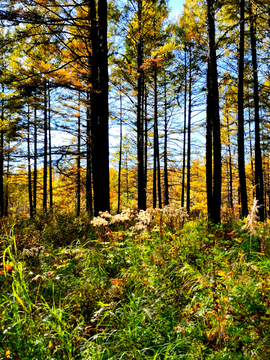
top-left (0, 208), bottom-right (270, 359)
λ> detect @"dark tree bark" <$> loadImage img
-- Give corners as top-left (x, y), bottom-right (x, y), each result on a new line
top-left (33, 96), bottom-right (37, 214)
top-left (48, 85), bottom-right (53, 211)
top-left (43, 81), bottom-right (48, 213)
top-left (181, 46), bottom-right (187, 208)
top-left (86, 89), bottom-right (93, 214)
top-left (153, 64), bottom-right (162, 209)
top-left (76, 91), bottom-right (81, 217)
top-left (89, 0), bottom-right (110, 216)
top-left (117, 86), bottom-right (123, 214)
top-left (144, 86), bottom-right (148, 204)
top-left (0, 84), bottom-right (4, 217)
top-left (137, 0), bottom-right (146, 210)
top-left (248, 98), bottom-right (255, 195)
top-left (125, 148), bottom-right (129, 203)
top-left (238, 0), bottom-right (248, 217)
top-left (268, 157), bottom-right (270, 216)
top-left (163, 70), bottom-right (169, 206)
top-left (154, 65), bottom-right (162, 209)
top-left (142, 73), bottom-right (147, 208)
top-left (4, 140), bottom-right (10, 216)
top-left (225, 107), bottom-right (233, 209)
top-left (153, 66), bottom-right (157, 208)
top-left (157, 128), bottom-right (162, 209)
top-left (206, 0), bottom-right (221, 224)
top-left (186, 44), bottom-right (192, 214)
top-left (96, 0), bottom-right (110, 213)
top-left (248, 0), bottom-right (264, 221)
top-left (229, 145), bottom-right (233, 209)
top-left (27, 103), bottom-right (33, 218)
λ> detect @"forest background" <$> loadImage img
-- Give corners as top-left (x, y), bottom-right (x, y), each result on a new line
top-left (0, 0), bottom-right (269, 222)
top-left (2, 1), bottom-right (270, 359)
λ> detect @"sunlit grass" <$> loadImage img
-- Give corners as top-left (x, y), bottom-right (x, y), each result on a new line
top-left (1, 208), bottom-right (270, 359)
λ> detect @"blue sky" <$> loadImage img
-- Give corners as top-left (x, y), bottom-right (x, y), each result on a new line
top-left (168, 0), bottom-right (184, 18)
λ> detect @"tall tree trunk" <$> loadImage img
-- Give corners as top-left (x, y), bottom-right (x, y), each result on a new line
top-left (153, 64), bottom-right (162, 208)
top-left (89, 0), bottom-right (110, 216)
top-left (86, 4), bottom-right (92, 214)
top-left (97, 0), bottom-right (110, 213)
top-left (144, 87), bottom-right (148, 204)
top-left (76, 91), bottom-right (81, 217)
top-left (157, 132), bottom-right (162, 209)
top-left (142, 73), bottom-right (147, 208)
top-left (126, 148), bottom-right (129, 203)
top-left (238, 0), bottom-right (248, 217)
top-left (5, 140), bottom-right (10, 216)
top-left (249, 0), bottom-right (264, 221)
top-left (181, 46), bottom-right (187, 208)
top-left (27, 103), bottom-right (33, 218)
top-left (86, 89), bottom-right (93, 214)
top-left (186, 44), bottom-right (192, 214)
top-left (229, 146), bottom-right (233, 209)
top-left (248, 99), bottom-right (255, 194)
top-left (226, 108), bottom-right (233, 209)
top-left (153, 66), bottom-right (157, 209)
top-left (206, 0), bottom-right (221, 223)
top-left (48, 85), bottom-right (53, 211)
top-left (268, 156), bottom-right (270, 217)
top-left (33, 98), bottom-right (37, 214)
top-left (137, 0), bottom-right (146, 210)
top-left (43, 81), bottom-right (47, 213)
top-left (117, 86), bottom-right (123, 213)
top-left (0, 84), bottom-right (4, 217)
top-left (163, 69), bottom-right (169, 206)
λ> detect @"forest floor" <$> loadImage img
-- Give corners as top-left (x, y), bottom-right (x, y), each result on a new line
top-left (1, 207), bottom-right (270, 359)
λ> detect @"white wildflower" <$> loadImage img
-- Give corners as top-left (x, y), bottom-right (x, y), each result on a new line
top-left (91, 217), bottom-right (108, 227)
top-left (99, 211), bottom-right (112, 220)
top-left (130, 208), bottom-right (154, 232)
top-left (161, 205), bottom-right (188, 221)
top-left (110, 208), bottom-right (136, 224)
top-left (242, 198), bottom-right (260, 236)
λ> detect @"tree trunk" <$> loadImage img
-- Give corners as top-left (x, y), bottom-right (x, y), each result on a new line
top-left (248, 100), bottom-right (255, 194)
top-left (181, 46), bottom-right (187, 208)
top-left (153, 66), bottom-right (157, 209)
top-left (48, 85), bottom-right (53, 211)
top-left (226, 108), bottom-right (233, 209)
top-left (27, 103), bottom-right (33, 218)
top-left (137, 0), bottom-right (146, 210)
top-left (76, 91), bottom-right (81, 217)
top-left (153, 64), bottom-right (162, 209)
top-left (186, 44), bottom-right (192, 214)
top-left (206, 0), bottom-right (221, 223)
top-left (0, 84), bottom-right (4, 217)
top-left (144, 86), bottom-right (148, 204)
top-left (117, 86), bottom-right (123, 213)
top-left (157, 130), bottom-right (162, 209)
top-left (268, 156), bottom-right (270, 217)
top-left (249, 0), bottom-right (264, 221)
top-left (89, 0), bottom-right (110, 216)
top-left (33, 98), bottom-right (37, 214)
top-left (163, 69), bottom-right (169, 206)
top-left (86, 89), bottom-right (93, 214)
top-left (238, 0), bottom-right (248, 217)
top-left (97, 0), bottom-right (110, 213)
top-left (5, 140), bottom-right (10, 216)
top-left (126, 148), bottom-right (129, 203)
top-left (43, 81), bottom-right (48, 213)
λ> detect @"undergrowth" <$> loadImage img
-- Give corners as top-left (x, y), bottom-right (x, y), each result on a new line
top-left (1, 207), bottom-right (270, 359)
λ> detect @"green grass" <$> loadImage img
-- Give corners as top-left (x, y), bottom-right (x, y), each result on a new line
top-left (1, 209), bottom-right (270, 359)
